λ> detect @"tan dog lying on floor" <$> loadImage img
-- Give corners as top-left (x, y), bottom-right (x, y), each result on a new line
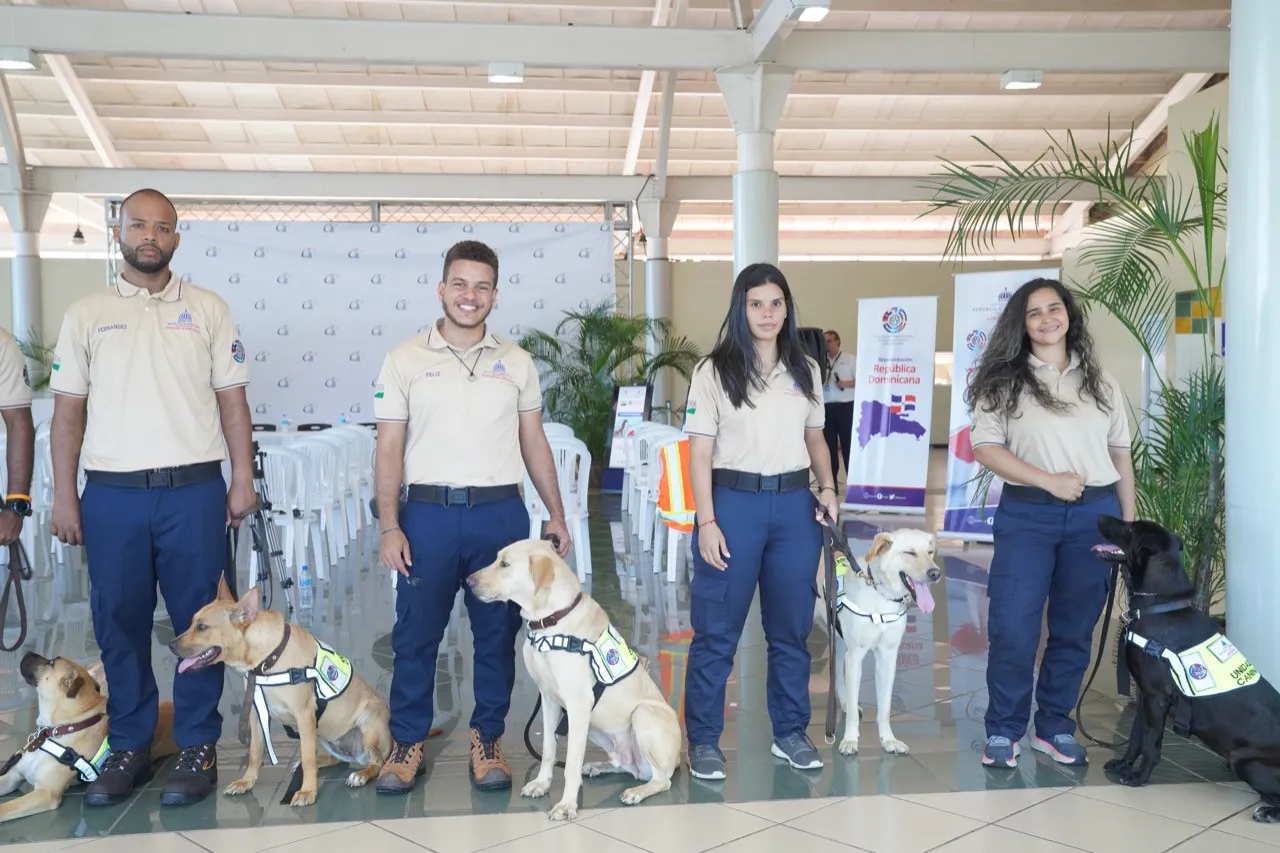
top-left (170, 579), bottom-right (391, 807)
top-left (0, 652), bottom-right (176, 823)
top-left (467, 539), bottom-right (682, 822)
top-left (813, 528), bottom-right (942, 757)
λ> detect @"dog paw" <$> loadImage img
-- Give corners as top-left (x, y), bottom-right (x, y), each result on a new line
top-left (522, 777), bottom-right (552, 798)
top-left (345, 770), bottom-right (369, 788)
top-left (620, 786), bottom-right (650, 805)
top-left (837, 738), bottom-right (859, 756)
top-left (1254, 805), bottom-right (1280, 824)
top-left (224, 777), bottom-right (256, 796)
top-left (548, 801), bottom-right (578, 822)
top-left (290, 788), bottom-right (317, 807)
top-left (1103, 758), bottom-right (1130, 775)
top-left (1115, 769), bottom-right (1149, 788)
top-left (582, 762), bottom-right (614, 778)
top-left (881, 738), bottom-right (910, 755)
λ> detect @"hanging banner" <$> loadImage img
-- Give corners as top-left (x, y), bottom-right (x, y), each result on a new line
top-left (941, 267), bottom-right (1060, 542)
top-left (842, 296), bottom-right (937, 514)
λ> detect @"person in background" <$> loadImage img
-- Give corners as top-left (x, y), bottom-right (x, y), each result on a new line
top-left (0, 327), bottom-right (35, 547)
top-left (49, 188), bottom-right (257, 806)
top-left (966, 277), bottom-right (1134, 769)
top-left (372, 239), bottom-right (571, 796)
top-left (822, 329), bottom-right (857, 486)
top-left (682, 262), bottom-right (839, 781)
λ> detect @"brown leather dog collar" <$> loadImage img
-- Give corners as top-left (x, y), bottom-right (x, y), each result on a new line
top-left (252, 623), bottom-right (292, 676)
top-left (528, 593), bottom-right (583, 630)
top-left (0, 713), bottom-right (105, 776)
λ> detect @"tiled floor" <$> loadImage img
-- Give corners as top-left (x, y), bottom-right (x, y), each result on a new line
top-left (0, 448), bottom-right (1271, 852)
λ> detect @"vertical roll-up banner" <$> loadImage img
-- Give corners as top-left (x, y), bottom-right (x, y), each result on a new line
top-left (941, 268), bottom-right (1060, 542)
top-left (841, 296), bottom-right (937, 515)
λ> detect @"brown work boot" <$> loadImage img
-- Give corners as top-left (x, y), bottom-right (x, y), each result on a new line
top-left (375, 740), bottom-right (425, 795)
top-left (469, 728), bottom-right (512, 791)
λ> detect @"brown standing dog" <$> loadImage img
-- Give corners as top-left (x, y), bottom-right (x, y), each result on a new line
top-left (0, 653), bottom-right (176, 822)
top-left (170, 580), bottom-right (391, 807)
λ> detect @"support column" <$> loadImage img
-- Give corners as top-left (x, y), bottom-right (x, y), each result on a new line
top-left (1225, 0), bottom-right (1280, 679)
top-left (637, 198), bottom-right (679, 410)
top-left (0, 192), bottom-right (51, 346)
top-left (715, 65), bottom-right (792, 276)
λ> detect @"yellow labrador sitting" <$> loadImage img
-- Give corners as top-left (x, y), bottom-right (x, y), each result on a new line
top-left (467, 539), bottom-right (681, 821)
top-left (815, 528), bottom-right (941, 757)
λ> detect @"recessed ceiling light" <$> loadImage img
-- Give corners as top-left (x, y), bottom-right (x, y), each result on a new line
top-left (791, 0), bottom-right (830, 22)
top-left (1001, 70), bottom-right (1044, 91)
top-left (0, 48), bottom-right (38, 71)
top-left (488, 62), bottom-right (525, 84)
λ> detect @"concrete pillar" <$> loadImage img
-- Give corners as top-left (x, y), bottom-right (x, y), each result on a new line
top-left (0, 191), bottom-right (51, 350)
top-left (1225, 0), bottom-right (1280, 679)
top-left (637, 198), bottom-right (679, 409)
top-left (714, 65), bottom-right (792, 276)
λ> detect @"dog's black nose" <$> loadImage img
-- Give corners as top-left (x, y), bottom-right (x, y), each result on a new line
top-left (927, 568), bottom-right (942, 582)
top-left (18, 651), bottom-right (47, 686)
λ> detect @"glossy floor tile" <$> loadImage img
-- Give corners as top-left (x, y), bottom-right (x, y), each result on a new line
top-left (0, 448), bottom-right (1263, 849)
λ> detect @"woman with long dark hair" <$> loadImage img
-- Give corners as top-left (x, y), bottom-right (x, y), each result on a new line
top-left (682, 262), bottom-right (839, 780)
top-left (967, 277), bottom-right (1134, 769)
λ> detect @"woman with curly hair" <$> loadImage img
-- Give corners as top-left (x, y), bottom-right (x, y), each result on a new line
top-left (967, 278), bottom-right (1134, 769)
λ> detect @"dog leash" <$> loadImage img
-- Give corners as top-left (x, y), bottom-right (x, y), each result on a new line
top-left (817, 508), bottom-right (851, 746)
top-left (0, 541), bottom-right (33, 653)
top-left (521, 532), bottom-right (581, 769)
top-left (1075, 558), bottom-right (1126, 749)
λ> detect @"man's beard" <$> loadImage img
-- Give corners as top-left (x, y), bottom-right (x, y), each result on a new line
top-left (442, 299), bottom-right (489, 328)
top-left (121, 243), bottom-right (173, 274)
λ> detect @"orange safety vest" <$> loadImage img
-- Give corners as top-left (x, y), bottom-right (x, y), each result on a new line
top-left (656, 438), bottom-right (696, 532)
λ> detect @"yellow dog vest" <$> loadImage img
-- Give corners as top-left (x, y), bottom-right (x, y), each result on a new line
top-left (527, 624), bottom-right (641, 687)
top-left (248, 638), bottom-right (355, 765)
top-left (1126, 631), bottom-right (1261, 697)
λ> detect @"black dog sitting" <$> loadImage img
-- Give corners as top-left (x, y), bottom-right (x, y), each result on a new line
top-left (1096, 514), bottom-right (1280, 824)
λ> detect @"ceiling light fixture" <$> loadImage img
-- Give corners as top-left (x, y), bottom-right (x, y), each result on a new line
top-left (790, 0), bottom-right (830, 22)
top-left (488, 62), bottom-right (525, 84)
top-left (1000, 70), bottom-right (1044, 91)
top-left (0, 48), bottom-right (38, 71)
top-left (71, 227), bottom-right (85, 246)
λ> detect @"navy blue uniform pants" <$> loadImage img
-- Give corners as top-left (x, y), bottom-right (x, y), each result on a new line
top-left (390, 495), bottom-right (528, 744)
top-left (81, 476), bottom-right (228, 751)
top-left (824, 402), bottom-right (854, 479)
top-left (984, 490), bottom-right (1120, 742)
top-left (685, 486), bottom-right (821, 746)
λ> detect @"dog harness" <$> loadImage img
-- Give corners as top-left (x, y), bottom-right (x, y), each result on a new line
top-left (833, 552), bottom-right (908, 624)
top-left (525, 592), bottom-right (641, 707)
top-left (1125, 630), bottom-right (1261, 698)
top-left (0, 715), bottom-right (108, 782)
top-left (244, 624), bottom-right (355, 765)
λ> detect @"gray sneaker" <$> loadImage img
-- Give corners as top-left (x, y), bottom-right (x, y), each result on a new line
top-left (770, 731), bottom-right (823, 771)
top-left (981, 735), bottom-right (1020, 768)
top-left (688, 744), bottom-right (727, 780)
top-left (1032, 733), bottom-right (1088, 766)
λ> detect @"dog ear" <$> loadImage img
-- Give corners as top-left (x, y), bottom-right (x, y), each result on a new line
top-left (233, 587), bottom-right (261, 624)
top-left (216, 575), bottom-right (235, 602)
top-left (865, 532), bottom-right (893, 562)
top-left (64, 675), bottom-right (85, 699)
top-left (530, 554), bottom-right (555, 591)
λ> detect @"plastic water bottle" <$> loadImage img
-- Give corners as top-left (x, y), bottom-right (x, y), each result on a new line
top-left (279, 414), bottom-right (291, 432)
top-left (298, 563), bottom-right (313, 610)
top-left (338, 413), bottom-right (349, 425)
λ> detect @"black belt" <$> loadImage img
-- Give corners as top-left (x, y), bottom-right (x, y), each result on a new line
top-left (1003, 483), bottom-right (1116, 506)
top-left (712, 468), bottom-right (809, 493)
top-left (85, 460), bottom-right (223, 490)
top-left (406, 483), bottom-right (520, 507)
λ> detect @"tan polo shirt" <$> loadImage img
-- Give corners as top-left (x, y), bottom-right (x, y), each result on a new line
top-left (374, 323), bottom-right (542, 487)
top-left (684, 356), bottom-right (825, 476)
top-left (0, 327), bottom-right (33, 410)
top-left (50, 274), bottom-right (250, 472)
top-left (969, 353), bottom-right (1130, 487)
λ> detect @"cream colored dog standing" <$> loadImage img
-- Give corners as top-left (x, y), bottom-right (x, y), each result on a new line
top-left (815, 528), bottom-right (942, 757)
top-left (467, 539), bottom-right (682, 821)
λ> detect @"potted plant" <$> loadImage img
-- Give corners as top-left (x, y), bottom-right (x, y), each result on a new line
top-left (925, 118), bottom-right (1227, 616)
top-left (16, 330), bottom-right (56, 393)
top-left (519, 299), bottom-right (701, 486)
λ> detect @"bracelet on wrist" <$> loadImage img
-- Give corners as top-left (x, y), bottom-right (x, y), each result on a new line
top-left (698, 518), bottom-right (717, 528)
top-left (380, 527), bottom-right (401, 536)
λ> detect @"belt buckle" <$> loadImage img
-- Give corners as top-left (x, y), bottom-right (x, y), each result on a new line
top-left (446, 487), bottom-right (471, 508)
top-left (760, 474), bottom-right (780, 493)
top-left (146, 468), bottom-right (173, 489)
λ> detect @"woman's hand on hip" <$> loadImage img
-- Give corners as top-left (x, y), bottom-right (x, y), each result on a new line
top-left (698, 522), bottom-right (730, 570)
top-left (1041, 472), bottom-right (1085, 502)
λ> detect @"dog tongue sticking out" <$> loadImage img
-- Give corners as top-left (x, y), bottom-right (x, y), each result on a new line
top-left (176, 647), bottom-right (219, 674)
top-left (909, 579), bottom-right (936, 614)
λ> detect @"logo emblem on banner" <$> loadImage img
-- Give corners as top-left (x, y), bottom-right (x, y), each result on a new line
top-left (965, 329), bottom-right (988, 351)
top-left (881, 307), bottom-right (908, 334)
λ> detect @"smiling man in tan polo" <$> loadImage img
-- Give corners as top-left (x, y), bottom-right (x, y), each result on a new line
top-left (48, 188), bottom-right (257, 808)
top-left (373, 239), bottom-right (571, 795)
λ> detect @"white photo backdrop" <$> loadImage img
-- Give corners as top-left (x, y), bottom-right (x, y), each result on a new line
top-left (169, 220), bottom-right (616, 424)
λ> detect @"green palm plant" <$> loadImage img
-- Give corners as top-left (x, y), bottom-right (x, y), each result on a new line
top-left (519, 299), bottom-right (701, 482)
top-left (924, 116), bottom-right (1227, 613)
top-left (16, 330), bottom-right (54, 392)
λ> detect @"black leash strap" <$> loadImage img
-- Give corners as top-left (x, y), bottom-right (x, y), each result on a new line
top-left (1075, 561), bottom-right (1126, 749)
top-left (0, 541), bottom-right (33, 653)
top-left (818, 509), bottom-right (847, 746)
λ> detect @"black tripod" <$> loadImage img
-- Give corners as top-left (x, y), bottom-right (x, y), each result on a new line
top-left (228, 441), bottom-right (296, 617)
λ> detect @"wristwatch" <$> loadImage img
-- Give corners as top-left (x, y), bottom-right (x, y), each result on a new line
top-left (3, 495), bottom-right (32, 518)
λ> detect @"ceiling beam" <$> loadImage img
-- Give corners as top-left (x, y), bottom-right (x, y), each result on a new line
top-left (0, 6), bottom-right (1229, 73)
top-left (8, 66), bottom-right (1185, 98)
top-left (623, 0), bottom-right (670, 177)
top-left (12, 102), bottom-right (1128, 133)
top-left (750, 0), bottom-right (814, 63)
top-left (202, 0), bottom-right (1226, 12)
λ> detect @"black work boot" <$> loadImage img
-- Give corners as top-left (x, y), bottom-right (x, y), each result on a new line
top-left (86, 749), bottom-right (155, 806)
top-left (160, 743), bottom-right (217, 806)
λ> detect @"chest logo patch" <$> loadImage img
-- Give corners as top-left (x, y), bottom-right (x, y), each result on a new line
top-left (167, 310), bottom-right (200, 332)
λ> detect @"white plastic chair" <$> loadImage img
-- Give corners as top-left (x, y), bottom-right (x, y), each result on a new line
top-left (542, 422), bottom-right (575, 440)
top-left (546, 435), bottom-right (592, 580)
top-left (283, 436), bottom-right (346, 572)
